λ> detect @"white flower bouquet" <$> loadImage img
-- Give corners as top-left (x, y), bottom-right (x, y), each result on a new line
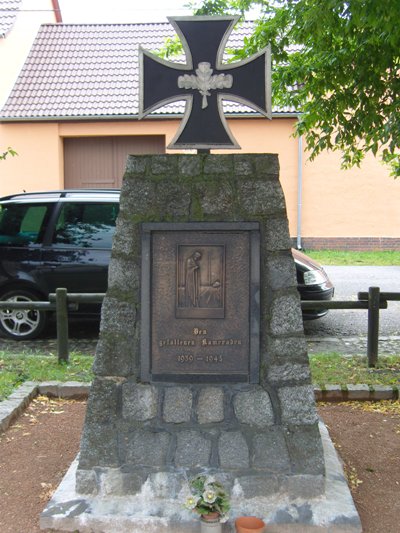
top-left (184, 475), bottom-right (230, 522)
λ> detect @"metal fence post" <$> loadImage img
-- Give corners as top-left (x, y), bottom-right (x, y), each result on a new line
top-left (56, 288), bottom-right (69, 363)
top-left (367, 286), bottom-right (380, 368)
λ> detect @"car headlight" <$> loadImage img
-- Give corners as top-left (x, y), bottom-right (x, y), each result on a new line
top-left (303, 270), bottom-right (327, 285)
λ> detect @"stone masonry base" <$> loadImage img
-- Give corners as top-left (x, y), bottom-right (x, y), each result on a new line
top-left (40, 421), bottom-right (361, 533)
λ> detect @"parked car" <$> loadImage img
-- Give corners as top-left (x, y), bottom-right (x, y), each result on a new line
top-left (293, 248), bottom-right (334, 319)
top-left (0, 189), bottom-right (334, 340)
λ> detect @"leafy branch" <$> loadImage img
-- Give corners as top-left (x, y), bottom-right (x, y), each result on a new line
top-left (0, 147), bottom-right (18, 161)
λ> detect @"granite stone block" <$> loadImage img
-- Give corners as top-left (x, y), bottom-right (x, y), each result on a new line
top-left (157, 182), bottom-right (192, 217)
top-left (150, 154), bottom-right (178, 175)
top-left (270, 294), bottom-right (304, 336)
top-left (252, 427), bottom-right (291, 472)
top-left (203, 154), bottom-right (233, 174)
top-left (122, 383), bottom-right (158, 421)
top-left (219, 431), bottom-right (249, 469)
top-left (124, 155), bottom-right (148, 176)
top-left (175, 430), bottom-right (211, 467)
top-left (236, 474), bottom-right (281, 498)
top-left (126, 430), bottom-right (170, 466)
top-left (100, 299), bottom-right (138, 331)
top-left (233, 155), bottom-right (254, 176)
top-left (84, 378), bottom-right (120, 424)
top-left (163, 387), bottom-right (192, 423)
top-left (197, 387), bottom-right (224, 424)
top-left (120, 180), bottom-right (156, 215)
top-left (286, 474), bottom-right (324, 499)
top-left (78, 423), bottom-right (120, 469)
top-left (75, 469), bottom-right (99, 495)
top-left (267, 362), bottom-right (311, 385)
top-left (278, 385), bottom-right (318, 425)
top-left (233, 388), bottom-right (275, 427)
top-left (148, 472), bottom-right (186, 498)
top-left (264, 253), bottom-right (297, 290)
top-left (284, 423), bottom-right (325, 475)
top-left (239, 180), bottom-right (285, 214)
top-left (266, 335), bottom-right (308, 363)
top-left (199, 183), bottom-right (237, 217)
top-left (107, 259), bottom-right (140, 294)
top-left (178, 155), bottom-right (202, 177)
top-left (262, 217), bottom-right (291, 251)
top-left (93, 332), bottom-right (137, 377)
top-left (102, 469), bottom-right (139, 496)
top-left (112, 217), bottom-right (140, 257)
top-left (254, 153), bottom-right (280, 175)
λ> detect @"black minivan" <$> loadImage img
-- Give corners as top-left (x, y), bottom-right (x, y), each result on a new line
top-left (0, 189), bottom-right (333, 339)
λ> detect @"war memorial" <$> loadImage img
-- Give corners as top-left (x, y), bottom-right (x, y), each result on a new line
top-left (41, 16), bottom-right (361, 533)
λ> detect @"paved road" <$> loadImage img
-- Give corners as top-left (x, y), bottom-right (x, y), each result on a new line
top-left (304, 265), bottom-right (400, 338)
top-left (0, 266), bottom-right (398, 356)
top-left (304, 265), bottom-right (400, 355)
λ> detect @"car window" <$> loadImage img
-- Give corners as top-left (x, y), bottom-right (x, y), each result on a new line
top-left (0, 203), bottom-right (51, 246)
top-left (52, 202), bottom-right (119, 249)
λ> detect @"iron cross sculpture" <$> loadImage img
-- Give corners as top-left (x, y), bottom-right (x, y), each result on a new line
top-left (139, 16), bottom-right (271, 150)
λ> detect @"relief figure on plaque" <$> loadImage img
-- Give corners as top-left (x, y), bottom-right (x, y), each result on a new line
top-left (185, 250), bottom-right (202, 307)
top-left (177, 245), bottom-right (225, 316)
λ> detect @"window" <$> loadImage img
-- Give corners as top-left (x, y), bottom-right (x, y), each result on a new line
top-left (52, 202), bottom-right (119, 249)
top-left (0, 204), bottom-right (50, 246)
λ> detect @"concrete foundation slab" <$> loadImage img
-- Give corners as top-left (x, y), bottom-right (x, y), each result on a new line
top-left (40, 422), bottom-right (361, 533)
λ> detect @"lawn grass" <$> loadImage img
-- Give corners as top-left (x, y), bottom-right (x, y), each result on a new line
top-left (1, 351), bottom-right (399, 401)
top-left (310, 353), bottom-right (400, 387)
top-left (0, 352), bottom-right (94, 401)
top-left (305, 250), bottom-right (400, 266)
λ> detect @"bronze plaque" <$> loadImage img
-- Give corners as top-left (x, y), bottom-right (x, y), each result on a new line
top-left (141, 223), bottom-right (260, 382)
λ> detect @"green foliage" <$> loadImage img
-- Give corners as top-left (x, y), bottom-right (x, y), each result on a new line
top-left (0, 353), bottom-right (93, 401)
top-left (305, 250), bottom-right (400, 266)
top-left (0, 147), bottom-right (18, 161)
top-left (160, 35), bottom-right (183, 59)
top-left (184, 474), bottom-right (230, 519)
top-left (310, 353), bottom-right (400, 387)
top-left (191, 0), bottom-right (400, 177)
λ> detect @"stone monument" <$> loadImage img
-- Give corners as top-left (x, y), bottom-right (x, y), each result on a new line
top-left (41, 16), bottom-right (361, 533)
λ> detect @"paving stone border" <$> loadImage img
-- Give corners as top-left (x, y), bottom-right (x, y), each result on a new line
top-left (0, 381), bottom-right (91, 433)
top-left (1, 381), bottom-right (398, 434)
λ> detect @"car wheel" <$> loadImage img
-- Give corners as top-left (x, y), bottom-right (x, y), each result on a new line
top-left (0, 289), bottom-right (47, 340)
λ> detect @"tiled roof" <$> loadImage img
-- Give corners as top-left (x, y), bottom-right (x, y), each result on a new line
top-left (0, 21), bottom-right (298, 120)
top-left (0, 0), bottom-right (21, 37)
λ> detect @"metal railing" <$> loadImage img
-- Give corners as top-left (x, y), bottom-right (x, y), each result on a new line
top-left (0, 287), bottom-right (398, 367)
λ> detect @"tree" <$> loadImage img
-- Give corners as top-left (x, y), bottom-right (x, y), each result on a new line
top-left (0, 147), bottom-right (17, 161)
top-left (189, 0), bottom-right (400, 177)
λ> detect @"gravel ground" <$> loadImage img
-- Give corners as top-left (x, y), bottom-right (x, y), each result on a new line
top-left (0, 397), bottom-right (399, 533)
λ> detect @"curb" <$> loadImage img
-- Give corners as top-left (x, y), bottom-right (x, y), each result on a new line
top-left (314, 384), bottom-right (399, 402)
top-left (0, 381), bottom-right (91, 433)
top-left (0, 382), bottom-right (398, 434)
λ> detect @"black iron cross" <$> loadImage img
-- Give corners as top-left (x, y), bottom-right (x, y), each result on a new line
top-left (139, 16), bottom-right (271, 150)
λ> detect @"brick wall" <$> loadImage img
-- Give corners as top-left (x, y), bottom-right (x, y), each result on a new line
top-left (292, 237), bottom-right (400, 251)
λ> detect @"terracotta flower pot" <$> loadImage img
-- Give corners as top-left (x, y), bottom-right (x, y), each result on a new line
top-left (201, 512), bottom-right (222, 532)
top-left (235, 516), bottom-right (265, 533)
top-left (201, 512), bottom-right (221, 522)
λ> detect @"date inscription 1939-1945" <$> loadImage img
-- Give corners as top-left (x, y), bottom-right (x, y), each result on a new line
top-left (141, 223), bottom-right (260, 383)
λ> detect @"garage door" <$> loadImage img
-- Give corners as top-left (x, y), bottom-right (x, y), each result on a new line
top-left (64, 135), bottom-right (165, 188)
